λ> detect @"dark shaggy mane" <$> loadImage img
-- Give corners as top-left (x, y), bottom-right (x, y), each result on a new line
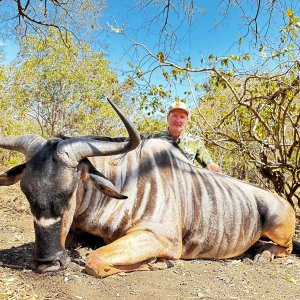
top-left (56, 132), bottom-right (182, 153)
top-left (56, 132), bottom-right (188, 163)
top-left (56, 134), bottom-right (128, 143)
top-left (57, 132), bottom-right (174, 143)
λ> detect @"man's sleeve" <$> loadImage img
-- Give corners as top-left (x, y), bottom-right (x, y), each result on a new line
top-left (194, 144), bottom-right (214, 168)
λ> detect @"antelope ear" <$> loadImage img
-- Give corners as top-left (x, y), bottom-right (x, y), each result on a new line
top-left (79, 158), bottom-right (127, 199)
top-left (88, 173), bottom-right (128, 200)
top-left (0, 163), bottom-right (26, 186)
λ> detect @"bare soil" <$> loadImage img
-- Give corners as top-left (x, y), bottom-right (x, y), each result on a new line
top-left (1, 185), bottom-right (300, 300)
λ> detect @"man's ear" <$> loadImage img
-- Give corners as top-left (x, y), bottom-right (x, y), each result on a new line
top-left (0, 163), bottom-right (26, 186)
top-left (80, 159), bottom-right (127, 200)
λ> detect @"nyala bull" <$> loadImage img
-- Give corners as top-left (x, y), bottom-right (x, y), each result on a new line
top-left (0, 100), bottom-right (299, 277)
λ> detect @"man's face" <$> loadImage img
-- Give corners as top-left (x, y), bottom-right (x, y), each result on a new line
top-left (167, 109), bottom-right (188, 139)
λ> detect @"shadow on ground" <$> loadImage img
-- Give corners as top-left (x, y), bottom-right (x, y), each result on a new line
top-left (0, 242), bottom-right (34, 270)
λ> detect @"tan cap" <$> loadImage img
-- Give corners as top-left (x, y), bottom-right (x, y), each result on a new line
top-left (168, 101), bottom-right (189, 116)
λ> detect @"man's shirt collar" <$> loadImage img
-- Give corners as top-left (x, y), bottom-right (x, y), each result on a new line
top-left (167, 128), bottom-right (181, 144)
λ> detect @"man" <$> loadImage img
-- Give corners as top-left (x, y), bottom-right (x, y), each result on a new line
top-left (166, 101), bottom-right (222, 173)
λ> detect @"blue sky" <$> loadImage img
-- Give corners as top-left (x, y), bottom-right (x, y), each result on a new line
top-left (1, 40), bottom-right (18, 62)
top-left (1, 1), bottom-right (297, 104)
top-left (1, 1), bottom-right (272, 64)
top-left (99, 1), bottom-right (249, 69)
top-left (97, 1), bottom-right (283, 65)
top-left (86, 1), bottom-right (272, 102)
top-left (93, 1), bottom-right (290, 90)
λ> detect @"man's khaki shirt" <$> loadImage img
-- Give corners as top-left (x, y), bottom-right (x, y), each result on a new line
top-left (170, 131), bottom-right (214, 168)
top-left (154, 130), bottom-right (213, 168)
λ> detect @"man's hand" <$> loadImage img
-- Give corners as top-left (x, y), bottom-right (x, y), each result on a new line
top-left (206, 163), bottom-right (222, 173)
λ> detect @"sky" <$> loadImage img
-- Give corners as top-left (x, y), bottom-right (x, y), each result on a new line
top-left (87, 1), bottom-right (270, 101)
top-left (92, 1), bottom-right (295, 95)
top-left (94, 1), bottom-right (284, 66)
top-left (1, 40), bottom-right (18, 62)
top-left (98, 1), bottom-right (249, 70)
top-left (0, 2), bottom-right (241, 101)
top-left (1, 1), bottom-right (298, 104)
top-left (1, 1), bottom-right (268, 64)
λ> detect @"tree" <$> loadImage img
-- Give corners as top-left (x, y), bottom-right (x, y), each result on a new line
top-left (0, 0), bottom-right (104, 42)
top-left (190, 62), bottom-right (300, 207)
top-left (108, 4), bottom-right (300, 207)
top-left (8, 29), bottom-right (129, 138)
top-left (0, 64), bottom-right (36, 165)
top-left (101, 2), bottom-right (299, 114)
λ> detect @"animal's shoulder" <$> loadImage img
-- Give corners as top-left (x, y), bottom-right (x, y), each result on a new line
top-left (141, 137), bottom-right (178, 151)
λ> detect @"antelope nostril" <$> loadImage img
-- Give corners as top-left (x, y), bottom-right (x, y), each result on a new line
top-left (35, 260), bottom-right (61, 273)
top-left (34, 251), bottom-right (71, 273)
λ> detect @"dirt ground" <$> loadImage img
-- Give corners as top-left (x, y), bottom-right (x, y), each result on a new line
top-left (1, 185), bottom-right (300, 300)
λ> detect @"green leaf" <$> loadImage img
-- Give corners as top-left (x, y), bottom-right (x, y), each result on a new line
top-left (157, 52), bottom-right (165, 62)
top-left (221, 58), bottom-right (229, 67)
top-left (286, 8), bottom-right (294, 18)
top-left (7, 30), bottom-right (122, 137)
top-left (243, 53), bottom-right (250, 61)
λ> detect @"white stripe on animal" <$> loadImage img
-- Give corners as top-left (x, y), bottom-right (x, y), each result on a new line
top-left (34, 216), bottom-right (61, 227)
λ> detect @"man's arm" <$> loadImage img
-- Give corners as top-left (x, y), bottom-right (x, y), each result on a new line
top-left (195, 146), bottom-right (222, 173)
